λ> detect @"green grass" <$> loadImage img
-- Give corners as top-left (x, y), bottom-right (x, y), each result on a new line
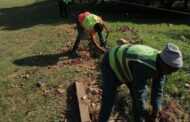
top-left (0, 0), bottom-right (190, 121)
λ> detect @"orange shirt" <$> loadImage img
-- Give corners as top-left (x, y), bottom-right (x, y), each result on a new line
top-left (78, 11), bottom-right (103, 35)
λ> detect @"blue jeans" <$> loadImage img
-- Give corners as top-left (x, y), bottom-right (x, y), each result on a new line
top-left (72, 23), bottom-right (105, 52)
top-left (98, 52), bottom-right (144, 122)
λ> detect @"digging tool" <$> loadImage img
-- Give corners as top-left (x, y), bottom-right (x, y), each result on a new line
top-left (105, 31), bottom-right (110, 48)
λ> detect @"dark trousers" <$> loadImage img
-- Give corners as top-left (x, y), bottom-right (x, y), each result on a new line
top-left (98, 52), bottom-right (144, 122)
top-left (58, 0), bottom-right (69, 17)
top-left (72, 22), bottom-right (84, 52)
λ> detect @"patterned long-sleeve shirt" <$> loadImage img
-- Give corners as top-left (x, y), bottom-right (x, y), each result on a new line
top-left (129, 61), bottom-right (165, 113)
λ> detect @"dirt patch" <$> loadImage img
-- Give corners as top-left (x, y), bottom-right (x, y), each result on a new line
top-left (57, 26), bottom-right (188, 121)
top-left (51, 38), bottom-right (102, 70)
top-left (158, 100), bottom-right (189, 122)
top-left (85, 85), bottom-right (189, 122)
top-left (74, 71), bottom-right (189, 122)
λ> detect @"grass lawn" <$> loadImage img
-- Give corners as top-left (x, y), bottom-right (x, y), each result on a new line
top-left (0, 0), bottom-right (190, 121)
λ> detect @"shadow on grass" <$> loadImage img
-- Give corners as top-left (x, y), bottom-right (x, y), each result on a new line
top-left (0, 0), bottom-right (76, 30)
top-left (65, 82), bottom-right (81, 122)
top-left (0, 0), bottom-right (190, 31)
top-left (13, 51), bottom-right (76, 67)
top-left (96, 3), bottom-right (190, 26)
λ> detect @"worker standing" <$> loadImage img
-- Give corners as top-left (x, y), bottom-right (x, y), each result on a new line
top-left (98, 43), bottom-right (183, 122)
top-left (71, 11), bottom-right (109, 57)
top-left (58, 0), bottom-right (72, 18)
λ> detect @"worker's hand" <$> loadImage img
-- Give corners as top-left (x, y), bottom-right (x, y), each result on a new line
top-left (152, 118), bottom-right (159, 122)
top-left (101, 48), bottom-right (107, 53)
top-left (141, 110), bottom-right (153, 122)
top-left (106, 30), bottom-right (111, 34)
top-left (152, 109), bottom-right (159, 122)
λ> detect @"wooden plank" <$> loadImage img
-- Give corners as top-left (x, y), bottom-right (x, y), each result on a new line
top-left (75, 81), bottom-right (91, 122)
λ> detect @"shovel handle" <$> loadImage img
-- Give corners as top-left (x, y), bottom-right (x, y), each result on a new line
top-left (105, 32), bottom-right (110, 45)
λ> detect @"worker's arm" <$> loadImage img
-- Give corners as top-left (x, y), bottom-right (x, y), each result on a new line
top-left (132, 74), bottom-right (147, 113)
top-left (151, 75), bottom-right (165, 109)
top-left (129, 61), bottom-right (155, 116)
top-left (151, 75), bottom-right (165, 119)
top-left (90, 34), bottom-right (106, 52)
top-left (97, 32), bottom-right (106, 48)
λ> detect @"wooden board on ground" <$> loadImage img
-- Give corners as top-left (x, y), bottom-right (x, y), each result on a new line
top-left (75, 81), bottom-right (91, 122)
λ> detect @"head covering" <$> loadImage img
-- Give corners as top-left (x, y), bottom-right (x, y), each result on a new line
top-left (160, 43), bottom-right (183, 68)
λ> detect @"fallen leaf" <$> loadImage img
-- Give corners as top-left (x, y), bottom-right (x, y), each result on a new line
top-left (9, 84), bottom-right (16, 88)
top-left (81, 95), bottom-right (87, 100)
top-left (91, 102), bottom-right (96, 108)
top-left (57, 88), bottom-right (65, 94)
top-left (20, 74), bottom-right (29, 79)
top-left (184, 83), bottom-right (190, 89)
top-left (35, 81), bottom-right (46, 88)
